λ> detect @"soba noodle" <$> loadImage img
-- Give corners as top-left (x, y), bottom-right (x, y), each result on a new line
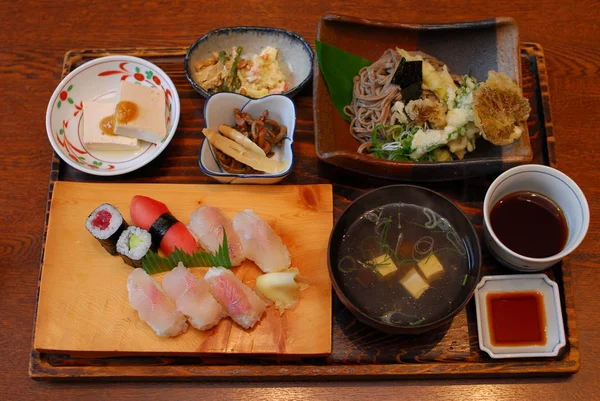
top-left (343, 49), bottom-right (403, 143)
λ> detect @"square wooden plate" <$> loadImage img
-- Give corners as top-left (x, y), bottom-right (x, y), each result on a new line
top-left (314, 14), bottom-right (533, 181)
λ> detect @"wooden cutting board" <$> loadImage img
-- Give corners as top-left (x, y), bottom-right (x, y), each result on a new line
top-left (34, 182), bottom-right (333, 356)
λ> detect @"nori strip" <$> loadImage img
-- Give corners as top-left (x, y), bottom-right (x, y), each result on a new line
top-left (118, 252), bottom-right (144, 269)
top-left (391, 58), bottom-right (423, 102)
top-left (96, 220), bottom-right (128, 255)
top-left (148, 212), bottom-right (178, 249)
top-left (401, 82), bottom-right (422, 102)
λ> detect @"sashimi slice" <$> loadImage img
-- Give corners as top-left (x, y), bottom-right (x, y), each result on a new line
top-left (127, 268), bottom-right (188, 337)
top-left (130, 195), bottom-right (197, 255)
top-left (204, 267), bottom-right (265, 329)
top-left (232, 209), bottom-right (291, 273)
top-left (162, 263), bottom-right (223, 331)
top-left (188, 206), bottom-right (245, 266)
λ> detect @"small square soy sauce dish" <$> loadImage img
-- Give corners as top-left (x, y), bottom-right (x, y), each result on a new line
top-left (199, 92), bottom-right (295, 184)
top-left (474, 274), bottom-right (566, 359)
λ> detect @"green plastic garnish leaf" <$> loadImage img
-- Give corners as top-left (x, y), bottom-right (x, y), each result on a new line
top-left (142, 232), bottom-right (232, 274)
top-left (315, 40), bottom-right (372, 122)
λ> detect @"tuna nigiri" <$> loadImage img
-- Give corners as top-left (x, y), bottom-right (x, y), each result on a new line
top-left (188, 206), bottom-right (245, 266)
top-left (127, 268), bottom-right (188, 337)
top-left (204, 267), bottom-right (265, 329)
top-left (232, 209), bottom-right (291, 273)
top-left (162, 263), bottom-right (223, 331)
top-left (130, 195), bottom-right (197, 255)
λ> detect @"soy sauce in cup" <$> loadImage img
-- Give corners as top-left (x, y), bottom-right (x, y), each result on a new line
top-left (489, 191), bottom-right (568, 258)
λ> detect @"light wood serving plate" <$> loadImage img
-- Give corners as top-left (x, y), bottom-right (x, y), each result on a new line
top-left (33, 182), bottom-right (333, 357)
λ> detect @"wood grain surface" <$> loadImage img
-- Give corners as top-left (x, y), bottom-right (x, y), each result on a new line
top-left (1, 0), bottom-right (599, 400)
top-left (34, 182), bottom-right (332, 356)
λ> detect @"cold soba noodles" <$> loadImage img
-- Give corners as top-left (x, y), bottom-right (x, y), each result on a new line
top-left (337, 203), bottom-right (469, 327)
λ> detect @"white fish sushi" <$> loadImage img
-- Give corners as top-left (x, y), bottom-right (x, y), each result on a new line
top-left (188, 206), bottom-right (245, 266)
top-left (232, 209), bottom-right (291, 273)
top-left (204, 267), bottom-right (265, 329)
top-left (162, 262), bottom-right (223, 331)
top-left (126, 268), bottom-right (188, 337)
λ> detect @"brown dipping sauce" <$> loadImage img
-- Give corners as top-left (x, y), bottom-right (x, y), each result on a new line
top-left (99, 101), bottom-right (139, 136)
top-left (487, 291), bottom-right (546, 346)
top-left (490, 191), bottom-right (568, 258)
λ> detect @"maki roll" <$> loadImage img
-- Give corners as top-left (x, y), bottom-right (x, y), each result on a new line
top-left (117, 226), bottom-right (153, 268)
top-left (85, 203), bottom-right (128, 255)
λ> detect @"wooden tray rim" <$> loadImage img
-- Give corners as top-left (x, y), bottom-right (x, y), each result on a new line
top-left (29, 42), bottom-right (579, 380)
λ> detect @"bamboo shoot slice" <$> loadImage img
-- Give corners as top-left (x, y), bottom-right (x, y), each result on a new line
top-left (203, 129), bottom-right (285, 174)
top-left (218, 125), bottom-right (266, 156)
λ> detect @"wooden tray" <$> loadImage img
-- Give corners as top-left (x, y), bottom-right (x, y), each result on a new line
top-left (30, 43), bottom-right (579, 380)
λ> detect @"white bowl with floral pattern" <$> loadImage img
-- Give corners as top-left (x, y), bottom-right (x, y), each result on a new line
top-left (45, 55), bottom-right (180, 176)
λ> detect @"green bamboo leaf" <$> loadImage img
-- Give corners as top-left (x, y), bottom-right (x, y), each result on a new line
top-left (315, 40), bottom-right (372, 122)
top-left (142, 232), bottom-right (232, 274)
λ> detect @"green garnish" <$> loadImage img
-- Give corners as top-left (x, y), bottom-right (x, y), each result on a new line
top-left (218, 50), bottom-right (229, 64)
top-left (229, 46), bottom-right (243, 91)
top-left (142, 232), bottom-right (232, 274)
top-left (129, 234), bottom-right (143, 250)
top-left (217, 46), bottom-right (243, 93)
top-left (338, 255), bottom-right (358, 273)
top-left (315, 40), bottom-right (372, 122)
top-left (461, 274), bottom-right (468, 286)
top-left (409, 317), bottom-right (426, 326)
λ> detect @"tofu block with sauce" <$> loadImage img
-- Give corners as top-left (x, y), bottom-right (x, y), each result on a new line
top-left (417, 253), bottom-right (444, 281)
top-left (399, 267), bottom-right (430, 299)
top-left (83, 101), bottom-right (139, 151)
top-left (114, 81), bottom-right (167, 144)
top-left (372, 254), bottom-right (398, 277)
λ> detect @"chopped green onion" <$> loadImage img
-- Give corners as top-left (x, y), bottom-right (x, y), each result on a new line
top-left (338, 255), bottom-right (358, 273)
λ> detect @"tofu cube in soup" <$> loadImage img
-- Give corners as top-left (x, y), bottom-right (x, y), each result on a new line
top-left (372, 254), bottom-right (398, 277)
top-left (400, 267), bottom-right (430, 299)
top-left (417, 254), bottom-right (444, 281)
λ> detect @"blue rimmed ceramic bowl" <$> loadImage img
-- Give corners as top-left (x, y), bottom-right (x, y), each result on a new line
top-left (199, 92), bottom-right (295, 184)
top-left (184, 26), bottom-right (313, 99)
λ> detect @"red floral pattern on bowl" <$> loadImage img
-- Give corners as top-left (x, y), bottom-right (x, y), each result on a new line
top-left (46, 55), bottom-right (180, 176)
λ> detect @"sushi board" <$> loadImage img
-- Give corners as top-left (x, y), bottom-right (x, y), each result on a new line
top-left (33, 181), bottom-right (333, 356)
top-left (30, 44), bottom-right (580, 380)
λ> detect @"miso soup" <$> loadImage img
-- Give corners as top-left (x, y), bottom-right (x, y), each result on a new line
top-left (336, 203), bottom-right (470, 327)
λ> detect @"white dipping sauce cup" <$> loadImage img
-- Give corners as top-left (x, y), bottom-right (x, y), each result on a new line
top-left (483, 164), bottom-right (589, 271)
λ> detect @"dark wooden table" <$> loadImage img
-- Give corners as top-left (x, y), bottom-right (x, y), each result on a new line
top-left (2, 0), bottom-right (598, 400)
